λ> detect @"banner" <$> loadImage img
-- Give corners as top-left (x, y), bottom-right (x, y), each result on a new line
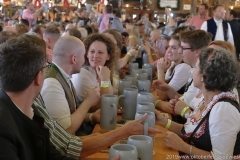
top-left (158, 0), bottom-right (179, 10)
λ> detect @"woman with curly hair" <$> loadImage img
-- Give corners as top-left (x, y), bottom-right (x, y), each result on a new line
top-left (178, 40), bottom-right (239, 115)
top-left (155, 48), bottom-right (240, 159)
top-left (71, 33), bottom-right (118, 110)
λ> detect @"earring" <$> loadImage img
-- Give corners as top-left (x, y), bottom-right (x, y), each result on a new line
top-left (201, 77), bottom-right (203, 82)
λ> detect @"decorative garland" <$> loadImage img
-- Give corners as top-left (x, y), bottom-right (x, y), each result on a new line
top-left (157, 0), bottom-right (180, 10)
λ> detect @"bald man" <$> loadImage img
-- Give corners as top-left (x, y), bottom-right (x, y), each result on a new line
top-left (149, 29), bottom-right (161, 44)
top-left (41, 36), bottom-right (100, 135)
top-left (144, 29), bottom-right (165, 64)
top-left (38, 36), bottom-right (162, 158)
top-left (62, 23), bottom-right (76, 37)
top-left (65, 23), bottom-right (75, 31)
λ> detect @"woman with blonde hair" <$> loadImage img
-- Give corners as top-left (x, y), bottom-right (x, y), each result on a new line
top-left (208, 40), bottom-right (236, 57)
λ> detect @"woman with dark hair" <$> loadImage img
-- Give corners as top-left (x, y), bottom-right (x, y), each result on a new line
top-left (71, 33), bottom-right (118, 110)
top-left (155, 48), bottom-right (240, 159)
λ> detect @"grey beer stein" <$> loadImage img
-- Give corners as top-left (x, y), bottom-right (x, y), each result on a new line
top-left (100, 94), bottom-right (118, 130)
top-left (109, 144), bottom-right (138, 160)
top-left (118, 88), bottom-right (138, 120)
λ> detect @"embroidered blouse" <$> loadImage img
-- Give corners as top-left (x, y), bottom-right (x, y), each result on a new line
top-left (181, 91), bottom-right (240, 159)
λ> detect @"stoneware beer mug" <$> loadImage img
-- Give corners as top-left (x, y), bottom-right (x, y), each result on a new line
top-left (118, 79), bottom-right (138, 95)
top-left (128, 63), bottom-right (139, 75)
top-left (136, 102), bottom-right (155, 113)
top-left (132, 69), bottom-right (142, 75)
top-left (137, 92), bottom-right (154, 104)
top-left (135, 111), bottom-right (155, 128)
top-left (100, 94), bottom-right (118, 130)
top-left (142, 63), bottom-right (154, 75)
top-left (118, 88), bottom-right (138, 120)
top-left (142, 52), bottom-right (149, 65)
top-left (142, 67), bottom-right (152, 81)
top-left (109, 144), bottom-right (138, 160)
top-left (137, 80), bottom-right (151, 93)
top-left (135, 73), bottom-right (148, 81)
top-left (128, 135), bottom-right (153, 160)
top-left (125, 75), bottom-right (137, 86)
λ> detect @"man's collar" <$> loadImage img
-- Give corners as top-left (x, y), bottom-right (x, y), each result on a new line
top-left (213, 17), bottom-right (223, 23)
top-left (52, 62), bottom-right (72, 80)
top-left (199, 14), bottom-right (208, 19)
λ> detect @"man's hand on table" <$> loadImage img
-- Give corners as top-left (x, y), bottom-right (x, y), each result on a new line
top-left (122, 113), bottom-right (163, 137)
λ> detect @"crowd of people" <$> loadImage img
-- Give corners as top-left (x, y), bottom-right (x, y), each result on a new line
top-left (0, 1), bottom-right (240, 160)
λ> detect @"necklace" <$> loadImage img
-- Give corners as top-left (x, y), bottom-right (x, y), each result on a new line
top-left (191, 100), bottom-right (207, 122)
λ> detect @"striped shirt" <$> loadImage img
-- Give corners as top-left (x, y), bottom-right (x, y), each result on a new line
top-left (33, 96), bottom-right (82, 159)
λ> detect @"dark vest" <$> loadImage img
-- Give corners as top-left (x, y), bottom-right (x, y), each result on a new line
top-left (45, 64), bottom-right (94, 136)
top-left (181, 98), bottom-right (240, 155)
top-left (45, 63), bottom-right (77, 114)
top-left (207, 18), bottom-right (229, 41)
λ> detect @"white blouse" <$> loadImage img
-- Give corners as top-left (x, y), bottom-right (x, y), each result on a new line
top-left (179, 68), bottom-right (199, 106)
top-left (165, 62), bottom-right (192, 92)
top-left (184, 92), bottom-right (240, 159)
top-left (71, 67), bottom-right (99, 101)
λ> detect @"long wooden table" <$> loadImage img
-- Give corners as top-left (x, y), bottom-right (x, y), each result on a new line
top-left (82, 118), bottom-right (180, 160)
top-left (82, 89), bottom-right (180, 160)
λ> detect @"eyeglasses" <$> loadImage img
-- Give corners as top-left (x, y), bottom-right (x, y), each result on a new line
top-left (180, 46), bottom-right (192, 51)
top-left (32, 61), bottom-right (51, 80)
top-left (42, 62), bottom-right (52, 69)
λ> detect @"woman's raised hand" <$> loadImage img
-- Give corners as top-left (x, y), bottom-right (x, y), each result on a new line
top-left (96, 66), bottom-right (110, 81)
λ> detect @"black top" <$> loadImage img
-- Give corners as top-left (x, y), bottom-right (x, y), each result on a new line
top-left (181, 98), bottom-right (240, 155)
top-left (0, 89), bottom-right (74, 160)
top-left (229, 19), bottom-right (240, 55)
